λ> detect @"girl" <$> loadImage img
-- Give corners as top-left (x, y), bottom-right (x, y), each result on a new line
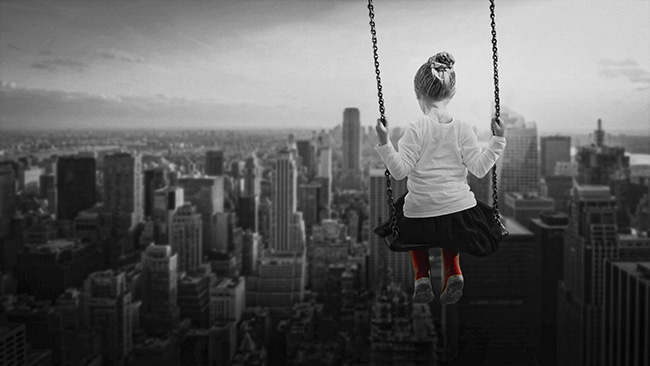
top-left (374, 51), bottom-right (506, 304)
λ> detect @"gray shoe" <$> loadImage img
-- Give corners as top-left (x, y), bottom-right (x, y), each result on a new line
top-left (413, 277), bottom-right (435, 303)
top-left (440, 274), bottom-right (464, 305)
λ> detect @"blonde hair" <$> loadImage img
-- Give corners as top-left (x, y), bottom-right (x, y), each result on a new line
top-left (414, 51), bottom-right (456, 101)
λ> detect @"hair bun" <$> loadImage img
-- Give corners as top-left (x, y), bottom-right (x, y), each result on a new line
top-left (430, 52), bottom-right (455, 70)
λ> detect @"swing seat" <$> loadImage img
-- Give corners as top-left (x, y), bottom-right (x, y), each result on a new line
top-left (374, 193), bottom-right (508, 256)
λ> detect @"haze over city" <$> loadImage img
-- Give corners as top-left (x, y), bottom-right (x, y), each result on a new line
top-left (1, 0), bottom-right (649, 134)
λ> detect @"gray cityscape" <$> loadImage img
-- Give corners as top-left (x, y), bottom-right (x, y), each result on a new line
top-left (1, 1), bottom-right (649, 366)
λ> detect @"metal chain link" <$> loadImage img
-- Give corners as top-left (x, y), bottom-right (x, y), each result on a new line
top-left (489, 0), bottom-right (504, 226)
top-left (368, 0), bottom-right (398, 240)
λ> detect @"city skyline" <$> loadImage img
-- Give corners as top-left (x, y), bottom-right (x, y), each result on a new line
top-left (0, 104), bottom-right (649, 365)
top-left (1, 0), bottom-right (649, 134)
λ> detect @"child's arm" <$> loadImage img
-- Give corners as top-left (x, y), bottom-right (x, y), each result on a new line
top-left (460, 123), bottom-right (506, 178)
top-left (374, 123), bottom-right (421, 180)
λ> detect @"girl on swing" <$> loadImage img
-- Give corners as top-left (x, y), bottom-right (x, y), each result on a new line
top-left (374, 51), bottom-right (506, 304)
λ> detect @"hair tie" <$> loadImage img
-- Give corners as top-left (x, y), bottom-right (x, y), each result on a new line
top-left (428, 57), bottom-right (452, 80)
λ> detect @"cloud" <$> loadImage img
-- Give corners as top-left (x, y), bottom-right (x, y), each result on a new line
top-left (30, 58), bottom-right (87, 72)
top-left (97, 48), bottom-right (147, 63)
top-left (0, 86), bottom-right (296, 130)
top-left (6, 44), bottom-right (19, 51)
top-left (598, 58), bottom-right (650, 86)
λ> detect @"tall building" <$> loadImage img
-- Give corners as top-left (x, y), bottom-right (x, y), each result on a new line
top-left (271, 150), bottom-right (302, 252)
top-left (178, 273), bottom-right (211, 328)
top-left (140, 244), bottom-right (180, 335)
top-left (236, 196), bottom-right (257, 232)
top-left (170, 204), bottom-right (203, 274)
top-left (14, 239), bottom-right (101, 300)
top-left (297, 183), bottom-right (321, 236)
top-left (39, 173), bottom-right (56, 213)
top-left (210, 276), bottom-right (246, 323)
top-left (241, 230), bottom-right (260, 276)
top-left (540, 136), bottom-right (571, 177)
top-left (0, 323), bottom-right (27, 366)
top-left (143, 168), bottom-right (168, 218)
top-left (243, 153), bottom-right (262, 198)
top-left (245, 251), bottom-right (306, 319)
top-left (575, 119), bottom-right (631, 227)
top-left (602, 260), bottom-right (650, 366)
top-left (557, 184), bottom-right (617, 366)
top-left (368, 169), bottom-right (409, 290)
top-left (83, 270), bottom-right (132, 366)
top-left (530, 212), bottom-right (569, 366)
top-left (205, 150), bottom-right (224, 176)
top-left (296, 139), bottom-right (317, 180)
top-left (503, 192), bottom-right (555, 230)
top-left (317, 145), bottom-right (332, 179)
top-left (341, 108), bottom-right (362, 190)
top-left (499, 110), bottom-right (539, 195)
top-left (178, 176), bottom-right (224, 251)
top-left (152, 186), bottom-right (184, 245)
top-left (576, 119), bottom-right (630, 186)
top-left (0, 167), bottom-right (16, 235)
top-left (104, 152), bottom-right (144, 236)
top-left (541, 175), bottom-right (574, 213)
top-left (309, 220), bottom-right (351, 291)
top-left (56, 154), bottom-right (96, 221)
top-left (444, 217), bottom-right (540, 365)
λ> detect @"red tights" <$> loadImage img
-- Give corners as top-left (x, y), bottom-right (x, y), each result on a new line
top-left (410, 249), bottom-right (462, 282)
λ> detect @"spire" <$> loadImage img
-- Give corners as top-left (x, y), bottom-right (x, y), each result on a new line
top-left (595, 118), bottom-right (605, 147)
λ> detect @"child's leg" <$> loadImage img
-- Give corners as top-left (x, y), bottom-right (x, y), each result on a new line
top-left (410, 249), bottom-right (434, 303)
top-left (440, 248), bottom-right (464, 305)
top-left (409, 250), bottom-right (430, 281)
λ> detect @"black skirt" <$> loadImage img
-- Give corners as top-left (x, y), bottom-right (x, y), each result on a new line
top-left (373, 192), bottom-right (502, 257)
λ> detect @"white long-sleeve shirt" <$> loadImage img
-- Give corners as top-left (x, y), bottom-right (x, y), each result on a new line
top-left (375, 108), bottom-right (506, 218)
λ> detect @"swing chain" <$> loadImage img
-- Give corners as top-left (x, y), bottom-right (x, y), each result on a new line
top-left (368, 0), bottom-right (398, 240)
top-left (489, 0), bottom-right (504, 226)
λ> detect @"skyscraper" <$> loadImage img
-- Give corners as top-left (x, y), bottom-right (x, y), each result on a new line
top-left (540, 136), bottom-right (571, 177)
top-left (243, 152), bottom-right (262, 198)
top-left (14, 239), bottom-right (101, 300)
top-left (530, 212), bottom-right (569, 366)
top-left (297, 183), bottom-right (321, 236)
top-left (502, 192), bottom-right (555, 230)
top-left (241, 230), bottom-right (260, 276)
top-left (341, 108), bottom-right (362, 190)
top-left (245, 251), bottom-right (306, 319)
top-left (316, 144), bottom-right (332, 217)
top-left (83, 270), bottom-right (132, 366)
top-left (368, 169), bottom-right (409, 290)
top-left (205, 150), bottom-right (224, 176)
top-left (140, 244), bottom-right (180, 335)
top-left (144, 168), bottom-right (168, 218)
top-left (0, 167), bottom-right (16, 236)
top-left (576, 119), bottom-right (631, 227)
top-left (0, 323), bottom-right (27, 366)
top-left (178, 176), bottom-right (224, 251)
top-left (271, 150), bottom-right (301, 252)
top-left (104, 152), bottom-right (144, 236)
top-left (557, 184), bottom-right (617, 366)
top-left (576, 119), bottom-right (630, 186)
top-left (210, 277), bottom-right (246, 323)
top-left (602, 260), bottom-right (650, 366)
top-left (56, 154), bottom-right (96, 221)
top-left (444, 217), bottom-right (540, 364)
top-left (499, 110), bottom-right (539, 195)
top-left (170, 204), bottom-right (203, 274)
top-left (541, 175), bottom-right (574, 213)
top-left (296, 139), bottom-right (317, 180)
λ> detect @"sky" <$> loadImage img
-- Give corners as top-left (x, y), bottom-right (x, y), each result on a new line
top-left (0, 0), bottom-right (649, 135)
